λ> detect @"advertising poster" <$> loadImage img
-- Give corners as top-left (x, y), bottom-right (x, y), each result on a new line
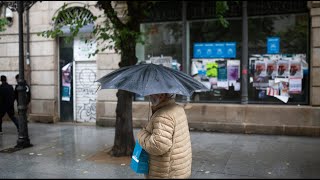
top-left (267, 37), bottom-right (280, 54)
top-left (217, 61), bottom-right (228, 89)
top-left (279, 81), bottom-right (289, 97)
top-left (289, 61), bottom-right (303, 78)
top-left (277, 60), bottom-right (289, 77)
top-left (254, 61), bottom-right (267, 77)
top-left (217, 61), bottom-right (227, 81)
top-left (225, 42), bottom-right (236, 58)
top-left (213, 43), bottom-right (225, 58)
top-left (249, 54), bottom-right (307, 102)
top-left (266, 60), bottom-right (277, 77)
top-left (267, 87), bottom-right (279, 96)
top-left (227, 60), bottom-right (240, 81)
top-left (192, 59), bottom-right (239, 90)
top-left (289, 78), bottom-right (302, 94)
top-left (253, 76), bottom-right (269, 89)
top-left (62, 62), bottom-right (72, 101)
top-left (193, 42), bottom-right (236, 58)
top-left (191, 59), bottom-right (210, 89)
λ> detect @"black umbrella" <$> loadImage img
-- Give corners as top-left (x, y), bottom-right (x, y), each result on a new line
top-left (96, 63), bottom-right (208, 96)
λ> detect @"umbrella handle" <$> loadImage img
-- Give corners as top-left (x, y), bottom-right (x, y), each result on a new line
top-left (95, 84), bottom-right (101, 94)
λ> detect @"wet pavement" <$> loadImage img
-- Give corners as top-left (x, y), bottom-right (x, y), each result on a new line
top-left (1, 121), bottom-right (320, 179)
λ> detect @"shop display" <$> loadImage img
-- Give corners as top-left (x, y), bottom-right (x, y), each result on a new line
top-left (249, 54), bottom-right (307, 103)
top-left (191, 58), bottom-right (240, 91)
top-left (193, 42), bottom-right (236, 59)
top-left (192, 42), bottom-right (239, 93)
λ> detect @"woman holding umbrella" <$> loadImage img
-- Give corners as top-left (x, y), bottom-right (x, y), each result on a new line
top-left (97, 63), bottom-right (208, 178)
top-left (136, 93), bottom-right (192, 179)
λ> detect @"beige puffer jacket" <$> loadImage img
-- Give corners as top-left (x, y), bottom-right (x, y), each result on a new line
top-left (137, 99), bottom-right (192, 179)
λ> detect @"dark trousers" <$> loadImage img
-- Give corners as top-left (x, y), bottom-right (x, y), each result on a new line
top-left (0, 105), bottom-right (19, 131)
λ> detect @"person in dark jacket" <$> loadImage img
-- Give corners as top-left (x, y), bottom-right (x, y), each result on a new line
top-left (15, 74), bottom-right (31, 106)
top-left (0, 75), bottom-right (19, 134)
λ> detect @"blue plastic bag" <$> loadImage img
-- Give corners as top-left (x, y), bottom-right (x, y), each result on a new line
top-left (130, 140), bottom-right (149, 174)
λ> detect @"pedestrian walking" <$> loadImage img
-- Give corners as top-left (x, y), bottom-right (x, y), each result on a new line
top-left (15, 74), bottom-right (31, 105)
top-left (137, 93), bottom-right (192, 179)
top-left (0, 75), bottom-right (19, 134)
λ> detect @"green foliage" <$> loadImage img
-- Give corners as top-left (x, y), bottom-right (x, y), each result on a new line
top-left (38, 1), bottom-right (153, 60)
top-left (215, 1), bottom-right (238, 28)
top-left (38, 1), bottom-right (232, 58)
top-left (0, 18), bottom-right (8, 32)
top-left (38, 3), bottom-right (92, 43)
top-left (216, 1), bottom-right (229, 28)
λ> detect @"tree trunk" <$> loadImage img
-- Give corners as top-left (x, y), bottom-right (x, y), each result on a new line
top-left (110, 33), bottom-right (137, 156)
top-left (111, 89), bottom-right (135, 156)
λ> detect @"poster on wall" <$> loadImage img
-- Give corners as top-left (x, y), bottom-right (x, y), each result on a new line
top-left (279, 81), bottom-right (289, 97)
top-left (277, 60), bottom-right (289, 77)
top-left (193, 42), bottom-right (236, 58)
top-left (266, 60), bottom-right (277, 77)
top-left (227, 60), bottom-right (240, 81)
top-left (289, 78), bottom-right (302, 94)
top-left (191, 59), bottom-right (240, 90)
top-left (217, 61), bottom-right (228, 89)
top-left (254, 61), bottom-right (267, 77)
top-left (62, 62), bottom-right (72, 101)
top-left (267, 37), bottom-right (280, 54)
top-left (289, 60), bottom-right (303, 78)
top-left (249, 54), bottom-right (307, 102)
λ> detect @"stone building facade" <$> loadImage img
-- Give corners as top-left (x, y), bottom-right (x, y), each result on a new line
top-left (0, 1), bottom-right (319, 136)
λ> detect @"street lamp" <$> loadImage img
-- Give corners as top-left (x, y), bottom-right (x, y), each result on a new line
top-left (1, 1), bottom-right (37, 149)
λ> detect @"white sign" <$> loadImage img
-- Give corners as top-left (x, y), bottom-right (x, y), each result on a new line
top-left (289, 78), bottom-right (302, 94)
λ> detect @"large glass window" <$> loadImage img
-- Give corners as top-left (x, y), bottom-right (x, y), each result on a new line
top-left (135, 22), bottom-right (183, 101)
top-left (248, 13), bottom-right (309, 104)
top-left (136, 22), bottom-right (182, 65)
top-left (189, 18), bottom-right (242, 103)
top-left (135, 1), bottom-right (309, 105)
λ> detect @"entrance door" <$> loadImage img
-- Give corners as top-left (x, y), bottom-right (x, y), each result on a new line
top-left (59, 37), bottom-right (74, 122)
top-left (75, 61), bottom-right (97, 122)
top-left (73, 35), bottom-right (98, 122)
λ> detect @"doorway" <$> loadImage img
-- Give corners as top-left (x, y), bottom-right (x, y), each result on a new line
top-left (59, 37), bottom-right (74, 122)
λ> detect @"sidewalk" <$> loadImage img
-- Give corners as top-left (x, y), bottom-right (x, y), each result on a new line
top-left (1, 121), bottom-right (320, 179)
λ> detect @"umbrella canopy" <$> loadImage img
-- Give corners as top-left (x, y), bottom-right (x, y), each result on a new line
top-left (96, 63), bottom-right (208, 96)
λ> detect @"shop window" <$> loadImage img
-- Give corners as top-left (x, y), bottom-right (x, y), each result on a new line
top-left (135, 22), bottom-right (183, 101)
top-left (189, 18), bottom-right (242, 103)
top-left (248, 14), bottom-right (309, 104)
top-left (137, 22), bottom-right (182, 64)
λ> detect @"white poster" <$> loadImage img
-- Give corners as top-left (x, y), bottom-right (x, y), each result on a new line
top-left (289, 60), bottom-right (303, 78)
top-left (289, 78), bottom-right (302, 94)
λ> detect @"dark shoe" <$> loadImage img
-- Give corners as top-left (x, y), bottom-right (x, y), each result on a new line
top-left (0, 131), bottom-right (3, 135)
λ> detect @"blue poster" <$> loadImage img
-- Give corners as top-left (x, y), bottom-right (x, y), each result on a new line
top-left (267, 37), bottom-right (280, 54)
top-left (194, 43), bottom-right (204, 58)
top-left (212, 43), bottom-right (225, 58)
top-left (193, 42), bottom-right (236, 58)
top-left (225, 42), bottom-right (236, 57)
